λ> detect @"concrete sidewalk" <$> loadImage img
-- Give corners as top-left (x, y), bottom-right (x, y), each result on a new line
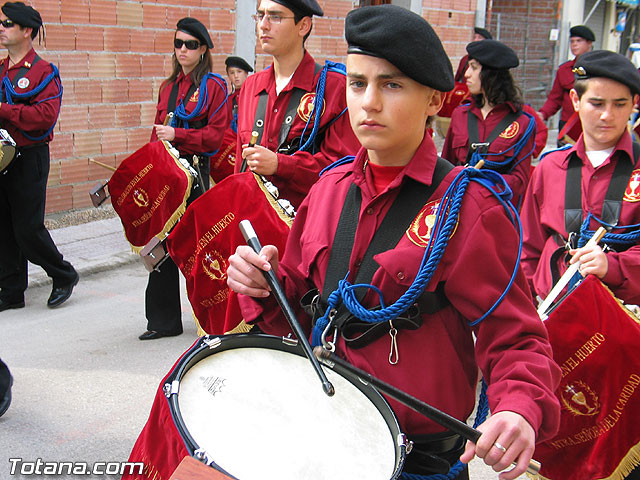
top-left (28, 213), bottom-right (138, 288)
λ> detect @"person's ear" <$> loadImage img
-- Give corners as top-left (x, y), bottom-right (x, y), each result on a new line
top-left (570, 88), bottom-right (580, 112)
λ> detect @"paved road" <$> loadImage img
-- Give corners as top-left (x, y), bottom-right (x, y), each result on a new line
top-left (0, 261), bottom-right (524, 479)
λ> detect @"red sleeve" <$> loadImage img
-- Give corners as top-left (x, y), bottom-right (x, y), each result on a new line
top-left (539, 68), bottom-right (565, 121)
top-left (441, 106), bottom-right (466, 165)
top-left (524, 104), bottom-right (548, 158)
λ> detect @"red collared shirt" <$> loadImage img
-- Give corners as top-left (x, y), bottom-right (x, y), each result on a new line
top-left (235, 51), bottom-right (360, 208)
top-left (239, 134), bottom-right (561, 440)
top-left (442, 102), bottom-right (536, 204)
top-left (0, 48), bottom-right (60, 146)
top-left (539, 59), bottom-right (576, 123)
top-left (521, 132), bottom-right (640, 304)
top-left (151, 70), bottom-right (229, 156)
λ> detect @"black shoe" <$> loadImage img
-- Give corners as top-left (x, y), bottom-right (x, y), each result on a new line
top-left (47, 272), bottom-right (79, 308)
top-left (0, 298), bottom-right (25, 312)
top-left (0, 375), bottom-right (13, 418)
top-left (138, 330), bottom-right (182, 341)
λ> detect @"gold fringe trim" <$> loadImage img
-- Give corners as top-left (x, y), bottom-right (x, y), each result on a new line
top-left (225, 319), bottom-right (254, 335)
top-left (598, 278), bottom-right (640, 326)
top-left (252, 173), bottom-right (295, 228)
top-left (526, 441), bottom-right (640, 480)
top-left (192, 310), bottom-right (207, 337)
top-left (128, 141), bottom-right (193, 252)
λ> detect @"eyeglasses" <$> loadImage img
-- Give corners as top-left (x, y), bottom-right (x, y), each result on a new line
top-left (174, 39), bottom-right (201, 50)
top-left (252, 13), bottom-right (295, 24)
top-left (0, 19), bottom-right (15, 28)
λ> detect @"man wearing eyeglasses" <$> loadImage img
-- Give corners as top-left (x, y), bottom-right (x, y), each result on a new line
top-left (236, 0), bottom-right (360, 209)
top-left (0, 1), bottom-right (79, 313)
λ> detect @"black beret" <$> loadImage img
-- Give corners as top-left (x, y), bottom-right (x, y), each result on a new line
top-left (225, 56), bottom-right (253, 73)
top-left (467, 39), bottom-right (519, 70)
top-left (573, 50), bottom-right (640, 95)
top-left (474, 27), bottom-right (492, 40)
top-left (2, 2), bottom-right (41, 38)
top-left (345, 5), bottom-right (454, 92)
top-left (176, 17), bottom-right (213, 49)
top-left (570, 25), bottom-right (595, 42)
top-left (271, 0), bottom-right (323, 17)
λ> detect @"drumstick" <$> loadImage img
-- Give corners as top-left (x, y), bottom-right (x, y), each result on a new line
top-left (313, 347), bottom-right (541, 476)
top-left (89, 158), bottom-right (116, 172)
top-left (239, 131), bottom-right (259, 173)
top-left (238, 220), bottom-right (335, 397)
top-left (537, 226), bottom-right (607, 318)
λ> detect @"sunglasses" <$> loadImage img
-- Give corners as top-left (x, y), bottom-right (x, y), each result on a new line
top-left (0, 19), bottom-right (15, 28)
top-left (174, 39), bottom-right (201, 50)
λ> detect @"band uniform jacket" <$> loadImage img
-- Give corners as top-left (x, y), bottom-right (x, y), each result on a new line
top-left (151, 70), bottom-right (229, 157)
top-left (539, 59), bottom-right (576, 124)
top-left (235, 51), bottom-right (360, 208)
top-left (238, 134), bottom-right (561, 441)
top-left (0, 48), bottom-right (60, 146)
top-left (521, 131), bottom-right (640, 305)
top-left (442, 102), bottom-right (537, 205)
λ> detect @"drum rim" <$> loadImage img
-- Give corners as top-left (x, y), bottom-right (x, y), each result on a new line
top-left (164, 333), bottom-right (407, 480)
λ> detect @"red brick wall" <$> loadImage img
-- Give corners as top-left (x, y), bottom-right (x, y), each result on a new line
top-left (28, 0), bottom-right (479, 214)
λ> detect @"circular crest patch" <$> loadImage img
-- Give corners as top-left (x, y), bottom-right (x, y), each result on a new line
top-left (499, 121), bottom-right (519, 139)
top-left (623, 169), bottom-right (640, 203)
top-left (189, 88), bottom-right (200, 103)
top-left (132, 188), bottom-right (149, 208)
top-left (202, 250), bottom-right (228, 282)
top-left (17, 77), bottom-right (29, 89)
top-left (406, 199), bottom-right (457, 248)
top-left (297, 92), bottom-right (325, 123)
top-left (560, 380), bottom-right (600, 417)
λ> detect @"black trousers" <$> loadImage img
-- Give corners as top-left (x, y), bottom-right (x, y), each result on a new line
top-left (0, 144), bottom-right (76, 302)
top-left (144, 158), bottom-right (209, 334)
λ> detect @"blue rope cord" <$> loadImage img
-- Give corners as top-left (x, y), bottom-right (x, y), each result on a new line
top-left (298, 61), bottom-right (346, 153)
top-left (172, 73), bottom-right (228, 157)
top-left (468, 112), bottom-right (536, 173)
top-left (2, 63), bottom-right (63, 141)
top-left (399, 380), bottom-right (489, 480)
top-left (319, 155), bottom-right (355, 176)
top-left (311, 167), bottom-right (522, 346)
top-left (578, 212), bottom-right (640, 248)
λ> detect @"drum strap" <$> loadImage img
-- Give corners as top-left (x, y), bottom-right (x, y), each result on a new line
top-left (0, 55), bottom-right (41, 104)
top-left (167, 79), bottom-right (207, 130)
top-left (252, 63), bottom-right (323, 150)
top-left (306, 158), bottom-right (453, 348)
top-left (465, 109), bottom-right (521, 169)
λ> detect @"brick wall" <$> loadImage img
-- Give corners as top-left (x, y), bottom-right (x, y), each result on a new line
top-left (26, 0), bottom-right (496, 214)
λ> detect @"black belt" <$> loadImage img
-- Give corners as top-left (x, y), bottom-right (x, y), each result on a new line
top-left (404, 431), bottom-right (466, 476)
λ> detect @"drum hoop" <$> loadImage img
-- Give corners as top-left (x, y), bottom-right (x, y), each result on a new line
top-left (165, 333), bottom-right (406, 479)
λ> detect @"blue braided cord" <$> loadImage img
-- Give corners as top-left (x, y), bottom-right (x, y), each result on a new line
top-left (319, 155), bottom-right (355, 176)
top-left (399, 381), bottom-right (489, 480)
top-left (172, 73), bottom-right (228, 157)
top-left (310, 167), bottom-right (523, 346)
top-left (577, 212), bottom-right (640, 248)
top-left (2, 63), bottom-right (63, 142)
top-left (298, 61), bottom-right (346, 153)
top-left (538, 143), bottom-right (572, 162)
top-left (468, 112), bottom-right (536, 172)
top-left (230, 112), bottom-right (238, 133)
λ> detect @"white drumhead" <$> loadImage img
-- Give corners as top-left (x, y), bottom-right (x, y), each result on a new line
top-left (178, 347), bottom-right (397, 480)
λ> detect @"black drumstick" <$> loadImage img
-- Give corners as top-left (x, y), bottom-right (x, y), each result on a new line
top-left (313, 347), bottom-right (541, 475)
top-left (239, 131), bottom-right (259, 173)
top-left (239, 220), bottom-right (335, 397)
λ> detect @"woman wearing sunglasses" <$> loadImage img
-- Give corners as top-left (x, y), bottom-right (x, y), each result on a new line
top-left (140, 17), bottom-right (230, 341)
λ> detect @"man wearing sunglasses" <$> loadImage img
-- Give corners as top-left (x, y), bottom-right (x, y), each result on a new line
top-left (236, 0), bottom-right (360, 209)
top-left (0, 1), bottom-right (79, 313)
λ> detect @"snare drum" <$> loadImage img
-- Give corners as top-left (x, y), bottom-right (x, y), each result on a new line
top-left (164, 334), bottom-right (407, 480)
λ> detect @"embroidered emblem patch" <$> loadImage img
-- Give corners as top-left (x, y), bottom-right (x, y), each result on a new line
top-left (406, 200), bottom-right (457, 248)
top-left (189, 89), bottom-right (200, 103)
top-left (560, 380), bottom-right (600, 416)
top-left (499, 121), bottom-right (519, 139)
top-left (297, 92), bottom-right (325, 123)
top-left (132, 188), bottom-right (150, 208)
top-left (17, 77), bottom-right (29, 89)
top-left (623, 169), bottom-right (640, 202)
top-left (202, 250), bottom-right (227, 281)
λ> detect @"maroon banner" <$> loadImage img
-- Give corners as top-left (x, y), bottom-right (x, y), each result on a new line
top-left (109, 141), bottom-right (193, 252)
top-left (533, 275), bottom-right (640, 480)
top-left (209, 127), bottom-right (236, 185)
top-left (437, 81), bottom-right (471, 119)
top-left (166, 172), bottom-right (292, 335)
top-left (557, 111), bottom-right (583, 145)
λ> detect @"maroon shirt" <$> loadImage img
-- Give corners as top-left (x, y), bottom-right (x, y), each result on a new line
top-left (151, 70), bottom-right (229, 156)
top-left (239, 134), bottom-right (561, 439)
top-left (235, 51), bottom-right (360, 208)
top-left (442, 102), bottom-right (536, 204)
top-left (539, 59), bottom-right (576, 123)
top-left (0, 49), bottom-right (60, 146)
top-left (521, 132), bottom-right (640, 304)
